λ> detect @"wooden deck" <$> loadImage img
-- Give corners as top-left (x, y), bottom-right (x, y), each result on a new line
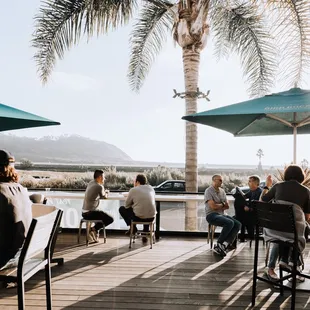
top-left (1, 233), bottom-right (310, 309)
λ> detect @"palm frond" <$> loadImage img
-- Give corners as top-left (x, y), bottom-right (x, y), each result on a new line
top-left (270, 0), bottom-right (310, 88)
top-left (210, 1), bottom-right (277, 97)
top-left (274, 165), bottom-right (310, 188)
top-left (33, 0), bottom-right (136, 83)
top-left (128, 0), bottom-right (174, 92)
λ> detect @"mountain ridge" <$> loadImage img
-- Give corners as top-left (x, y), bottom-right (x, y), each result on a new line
top-left (0, 134), bottom-right (132, 164)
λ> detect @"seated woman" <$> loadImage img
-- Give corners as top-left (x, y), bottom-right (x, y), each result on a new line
top-left (0, 150), bottom-right (32, 269)
top-left (261, 165), bottom-right (310, 281)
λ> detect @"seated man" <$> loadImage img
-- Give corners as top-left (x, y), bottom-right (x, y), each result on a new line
top-left (0, 150), bottom-right (32, 269)
top-left (119, 174), bottom-right (156, 242)
top-left (234, 175), bottom-right (262, 242)
top-left (205, 175), bottom-right (241, 257)
top-left (82, 170), bottom-right (114, 243)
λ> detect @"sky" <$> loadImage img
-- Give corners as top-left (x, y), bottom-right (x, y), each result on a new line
top-left (1, 1), bottom-right (310, 166)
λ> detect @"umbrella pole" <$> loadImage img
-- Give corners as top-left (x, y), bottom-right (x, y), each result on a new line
top-left (293, 126), bottom-right (297, 164)
top-left (293, 111), bottom-right (297, 164)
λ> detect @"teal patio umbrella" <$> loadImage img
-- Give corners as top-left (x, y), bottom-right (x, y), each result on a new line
top-left (0, 102), bottom-right (60, 132)
top-left (183, 88), bottom-right (310, 164)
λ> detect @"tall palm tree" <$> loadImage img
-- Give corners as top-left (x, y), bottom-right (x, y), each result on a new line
top-left (33, 0), bottom-right (310, 230)
top-left (256, 148), bottom-right (264, 171)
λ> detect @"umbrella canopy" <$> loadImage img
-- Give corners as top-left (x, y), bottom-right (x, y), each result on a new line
top-left (182, 88), bottom-right (310, 163)
top-left (0, 102), bottom-right (60, 132)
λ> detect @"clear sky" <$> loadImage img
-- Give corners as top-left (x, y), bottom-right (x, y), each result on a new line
top-left (1, 1), bottom-right (310, 166)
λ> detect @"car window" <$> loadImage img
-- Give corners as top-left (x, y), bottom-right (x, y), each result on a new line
top-left (174, 183), bottom-right (185, 190)
top-left (161, 182), bottom-right (173, 190)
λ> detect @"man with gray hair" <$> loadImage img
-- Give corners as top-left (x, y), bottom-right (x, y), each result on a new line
top-left (205, 175), bottom-right (241, 257)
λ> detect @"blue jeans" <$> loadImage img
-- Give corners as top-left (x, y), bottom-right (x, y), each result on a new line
top-left (206, 213), bottom-right (241, 244)
top-left (268, 243), bottom-right (301, 268)
top-left (268, 244), bottom-right (279, 269)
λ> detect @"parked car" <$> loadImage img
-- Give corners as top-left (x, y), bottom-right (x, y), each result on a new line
top-left (153, 180), bottom-right (186, 192)
top-left (230, 181), bottom-right (266, 195)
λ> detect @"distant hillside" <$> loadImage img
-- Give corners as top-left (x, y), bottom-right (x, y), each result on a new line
top-left (0, 134), bottom-right (132, 164)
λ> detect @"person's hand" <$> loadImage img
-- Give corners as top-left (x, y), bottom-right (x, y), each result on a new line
top-left (223, 202), bottom-right (229, 210)
top-left (265, 175), bottom-right (273, 188)
top-left (105, 189), bottom-right (109, 198)
top-left (244, 206), bottom-right (250, 212)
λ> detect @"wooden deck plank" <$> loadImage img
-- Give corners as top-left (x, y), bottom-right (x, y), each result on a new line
top-left (1, 232), bottom-right (310, 309)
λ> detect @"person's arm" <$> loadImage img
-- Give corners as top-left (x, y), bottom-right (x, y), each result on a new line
top-left (98, 184), bottom-right (108, 199)
top-left (260, 175), bottom-right (275, 202)
top-left (205, 188), bottom-right (227, 211)
top-left (125, 189), bottom-right (134, 209)
top-left (207, 199), bottom-right (227, 211)
top-left (260, 185), bottom-right (276, 202)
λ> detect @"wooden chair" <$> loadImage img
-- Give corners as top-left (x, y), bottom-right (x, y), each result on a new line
top-left (251, 201), bottom-right (310, 310)
top-left (207, 224), bottom-right (217, 249)
top-left (77, 219), bottom-right (106, 246)
top-left (129, 220), bottom-right (156, 249)
top-left (0, 206), bottom-right (63, 310)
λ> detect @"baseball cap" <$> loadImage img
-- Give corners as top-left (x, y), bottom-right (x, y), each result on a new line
top-left (0, 150), bottom-right (15, 166)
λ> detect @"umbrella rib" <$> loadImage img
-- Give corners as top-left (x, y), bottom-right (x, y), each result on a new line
top-left (234, 116), bottom-right (262, 136)
top-left (265, 114), bottom-right (294, 128)
top-left (297, 116), bottom-right (310, 127)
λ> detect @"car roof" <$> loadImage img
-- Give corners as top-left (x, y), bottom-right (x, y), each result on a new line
top-left (156, 180), bottom-right (185, 187)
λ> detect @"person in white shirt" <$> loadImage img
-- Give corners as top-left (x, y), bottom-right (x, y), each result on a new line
top-left (119, 174), bottom-right (156, 240)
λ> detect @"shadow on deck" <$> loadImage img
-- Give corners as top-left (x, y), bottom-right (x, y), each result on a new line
top-left (1, 232), bottom-right (310, 309)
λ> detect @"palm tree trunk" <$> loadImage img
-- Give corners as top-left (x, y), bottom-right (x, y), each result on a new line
top-left (183, 47), bottom-right (200, 231)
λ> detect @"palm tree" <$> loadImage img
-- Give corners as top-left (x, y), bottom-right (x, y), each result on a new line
top-left (301, 158), bottom-right (309, 170)
top-left (256, 148), bottom-right (264, 171)
top-left (32, 0), bottom-right (310, 230)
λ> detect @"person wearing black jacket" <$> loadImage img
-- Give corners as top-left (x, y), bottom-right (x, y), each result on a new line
top-left (233, 175), bottom-right (262, 242)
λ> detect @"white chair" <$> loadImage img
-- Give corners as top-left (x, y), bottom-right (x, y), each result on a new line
top-left (0, 205), bottom-right (63, 310)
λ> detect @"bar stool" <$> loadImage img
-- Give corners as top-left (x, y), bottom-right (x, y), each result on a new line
top-left (207, 224), bottom-right (217, 249)
top-left (77, 219), bottom-right (106, 246)
top-left (129, 220), bottom-right (156, 249)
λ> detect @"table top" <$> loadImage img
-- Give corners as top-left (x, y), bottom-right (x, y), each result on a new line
top-left (39, 191), bottom-right (206, 202)
top-left (39, 191), bottom-right (234, 202)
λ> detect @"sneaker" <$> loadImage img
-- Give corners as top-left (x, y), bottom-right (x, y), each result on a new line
top-left (89, 230), bottom-right (99, 243)
top-left (213, 243), bottom-right (227, 257)
top-left (265, 268), bottom-right (279, 281)
top-left (227, 240), bottom-right (237, 251)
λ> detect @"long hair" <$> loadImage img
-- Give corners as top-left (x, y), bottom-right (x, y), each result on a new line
top-left (0, 165), bottom-right (19, 183)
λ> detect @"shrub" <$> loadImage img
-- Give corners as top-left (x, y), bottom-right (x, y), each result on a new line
top-left (19, 158), bottom-right (34, 170)
top-left (144, 165), bottom-right (184, 186)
